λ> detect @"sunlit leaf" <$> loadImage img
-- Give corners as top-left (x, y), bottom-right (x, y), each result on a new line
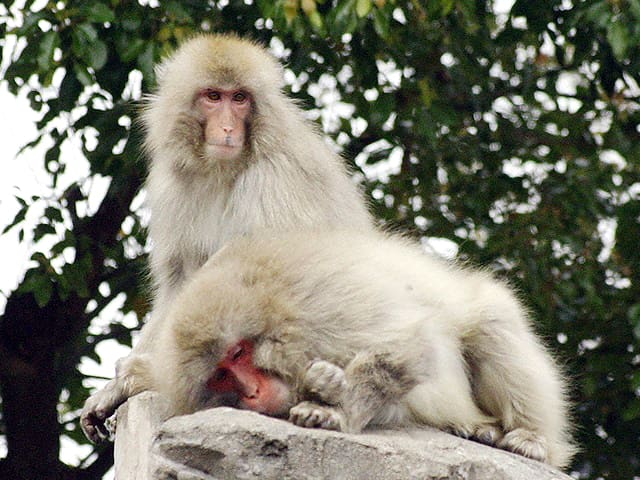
top-left (37, 31), bottom-right (59, 72)
top-left (82, 2), bottom-right (116, 23)
top-left (607, 20), bottom-right (630, 61)
top-left (356, 0), bottom-right (372, 18)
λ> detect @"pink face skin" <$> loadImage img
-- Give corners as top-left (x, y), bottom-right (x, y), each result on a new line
top-left (195, 88), bottom-right (252, 161)
top-left (207, 339), bottom-right (292, 417)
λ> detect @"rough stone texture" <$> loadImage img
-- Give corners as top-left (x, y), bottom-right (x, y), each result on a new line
top-left (114, 392), bottom-right (171, 479)
top-left (115, 392), bottom-right (573, 480)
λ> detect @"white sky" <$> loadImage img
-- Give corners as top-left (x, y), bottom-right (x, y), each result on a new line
top-left (0, 85), bottom-right (42, 299)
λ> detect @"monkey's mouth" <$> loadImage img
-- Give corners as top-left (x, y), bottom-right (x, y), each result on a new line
top-left (208, 142), bottom-right (241, 149)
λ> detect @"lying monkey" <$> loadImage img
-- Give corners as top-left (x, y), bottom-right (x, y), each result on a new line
top-left (148, 230), bottom-right (576, 469)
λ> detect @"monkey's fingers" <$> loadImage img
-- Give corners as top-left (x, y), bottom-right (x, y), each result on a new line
top-left (289, 401), bottom-right (344, 431)
top-left (80, 410), bottom-right (112, 443)
top-left (80, 381), bottom-right (125, 443)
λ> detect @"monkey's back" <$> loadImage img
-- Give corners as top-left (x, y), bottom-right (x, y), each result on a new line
top-left (202, 230), bottom-right (521, 353)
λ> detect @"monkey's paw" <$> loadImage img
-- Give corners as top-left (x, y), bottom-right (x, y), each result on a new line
top-left (302, 360), bottom-right (347, 404)
top-left (289, 401), bottom-right (344, 431)
top-left (80, 380), bottom-right (125, 443)
top-left (472, 424), bottom-right (504, 446)
top-left (498, 428), bottom-right (548, 463)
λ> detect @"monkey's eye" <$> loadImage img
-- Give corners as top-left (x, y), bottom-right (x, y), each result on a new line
top-left (232, 92), bottom-right (248, 103)
top-left (229, 344), bottom-right (244, 361)
top-left (213, 368), bottom-right (228, 382)
top-left (204, 90), bottom-right (221, 101)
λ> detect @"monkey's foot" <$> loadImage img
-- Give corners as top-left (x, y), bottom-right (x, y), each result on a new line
top-left (498, 428), bottom-right (548, 463)
top-left (472, 424), bottom-right (504, 446)
top-left (302, 360), bottom-right (347, 405)
top-left (289, 401), bottom-right (344, 431)
top-left (80, 380), bottom-right (126, 443)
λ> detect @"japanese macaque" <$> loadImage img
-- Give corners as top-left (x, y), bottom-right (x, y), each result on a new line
top-left (80, 34), bottom-right (372, 442)
top-left (150, 230), bottom-right (576, 470)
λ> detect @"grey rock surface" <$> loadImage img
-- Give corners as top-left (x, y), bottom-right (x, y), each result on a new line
top-left (114, 391), bottom-right (171, 479)
top-left (116, 392), bottom-right (573, 480)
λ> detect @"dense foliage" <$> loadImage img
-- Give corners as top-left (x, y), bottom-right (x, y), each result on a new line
top-left (0, 0), bottom-right (638, 478)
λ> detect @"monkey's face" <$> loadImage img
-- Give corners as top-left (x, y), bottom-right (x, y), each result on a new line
top-left (143, 34), bottom-right (284, 178)
top-left (195, 87), bottom-right (252, 162)
top-left (206, 338), bottom-right (292, 417)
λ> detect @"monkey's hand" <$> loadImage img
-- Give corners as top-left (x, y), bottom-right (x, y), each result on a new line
top-left (301, 360), bottom-right (347, 405)
top-left (289, 401), bottom-right (344, 431)
top-left (80, 378), bottom-right (126, 443)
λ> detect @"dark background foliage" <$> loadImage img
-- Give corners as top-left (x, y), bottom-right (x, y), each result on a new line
top-left (0, 0), bottom-right (638, 478)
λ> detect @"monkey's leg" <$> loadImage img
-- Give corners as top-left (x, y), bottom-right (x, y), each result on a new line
top-left (404, 336), bottom-right (501, 444)
top-left (466, 288), bottom-right (574, 467)
top-left (337, 351), bottom-right (419, 433)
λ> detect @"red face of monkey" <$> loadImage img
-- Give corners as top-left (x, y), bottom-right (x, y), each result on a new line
top-left (207, 339), bottom-right (291, 417)
top-left (195, 88), bottom-right (252, 161)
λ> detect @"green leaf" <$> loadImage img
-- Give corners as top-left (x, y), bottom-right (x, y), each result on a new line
top-left (284, 0), bottom-right (299, 24)
top-left (71, 24), bottom-right (108, 70)
top-left (37, 31), bottom-right (59, 72)
top-left (301, 0), bottom-right (317, 14)
top-left (44, 206), bottom-right (64, 223)
top-left (117, 37), bottom-right (147, 63)
top-left (73, 63), bottom-right (94, 86)
top-left (89, 40), bottom-right (109, 70)
top-left (578, 2), bottom-right (611, 28)
top-left (82, 3), bottom-right (116, 23)
top-left (165, 1), bottom-right (193, 22)
top-left (607, 20), bottom-right (630, 61)
top-left (372, 7), bottom-right (390, 38)
top-left (631, 371), bottom-right (640, 391)
top-left (15, 10), bottom-right (49, 35)
top-left (622, 398), bottom-right (640, 421)
top-left (418, 78), bottom-right (436, 107)
top-left (33, 223), bottom-right (56, 242)
top-left (63, 257), bottom-right (92, 298)
top-left (2, 205), bottom-right (28, 234)
top-left (45, 144), bottom-right (62, 173)
top-left (21, 264), bottom-right (55, 307)
top-left (137, 42), bottom-right (156, 84)
top-left (307, 10), bottom-right (324, 30)
top-left (121, 14), bottom-right (142, 32)
top-left (332, 0), bottom-right (359, 34)
top-left (33, 277), bottom-right (54, 307)
top-left (441, 0), bottom-right (455, 16)
top-left (356, 0), bottom-right (372, 17)
top-left (59, 69), bottom-right (83, 110)
top-left (75, 22), bottom-right (99, 43)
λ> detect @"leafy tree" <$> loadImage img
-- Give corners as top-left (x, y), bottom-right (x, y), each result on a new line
top-left (0, 0), bottom-right (638, 478)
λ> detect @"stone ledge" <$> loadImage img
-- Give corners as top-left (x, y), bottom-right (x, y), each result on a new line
top-left (115, 392), bottom-right (572, 480)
